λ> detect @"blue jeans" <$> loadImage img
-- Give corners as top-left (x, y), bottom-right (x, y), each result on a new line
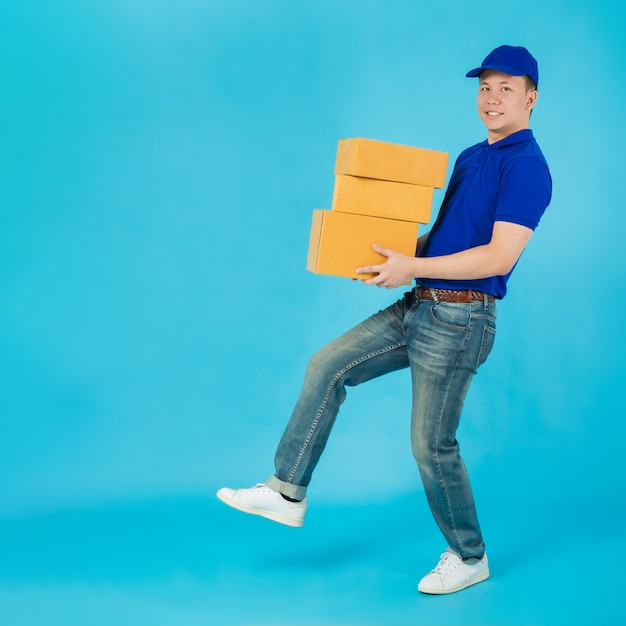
top-left (266, 288), bottom-right (497, 559)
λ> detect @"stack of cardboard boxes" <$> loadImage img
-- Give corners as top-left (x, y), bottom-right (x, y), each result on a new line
top-left (307, 137), bottom-right (449, 280)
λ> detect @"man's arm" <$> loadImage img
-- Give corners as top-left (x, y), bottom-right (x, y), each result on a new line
top-left (356, 221), bottom-right (533, 289)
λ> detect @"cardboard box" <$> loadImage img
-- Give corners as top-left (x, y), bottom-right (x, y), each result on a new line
top-left (307, 209), bottom-right (419, 280)
top-left (335, 137), bottom-right (448, 188)
top-left (332, 174), bottom-right (434, 223)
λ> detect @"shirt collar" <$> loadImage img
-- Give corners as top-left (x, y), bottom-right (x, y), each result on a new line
top-left (487, 128), bottom-right (534, 149)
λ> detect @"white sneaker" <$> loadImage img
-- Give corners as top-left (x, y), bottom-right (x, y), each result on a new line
top-left (216, 483), bottom-right (307, 528)
top-left (418, 550), bottom-right (490, 594)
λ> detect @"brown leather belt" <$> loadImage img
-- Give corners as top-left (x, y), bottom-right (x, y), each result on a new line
top-left (416, 286), bottom-right (495, 303)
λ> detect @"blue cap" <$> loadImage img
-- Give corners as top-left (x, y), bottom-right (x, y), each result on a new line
top-left (466, 45), bottom-right (539, 88)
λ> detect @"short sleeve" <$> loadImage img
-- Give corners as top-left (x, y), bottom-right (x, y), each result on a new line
top-left (495, 156), bottom-right (552, 230)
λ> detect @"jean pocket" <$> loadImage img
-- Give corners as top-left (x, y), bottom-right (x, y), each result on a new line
top-left (476, 323), bottom-right (496, 369)
top-left (429, 302), bottom-right (470, 331)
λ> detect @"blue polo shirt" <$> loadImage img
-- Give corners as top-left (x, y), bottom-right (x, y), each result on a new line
top-left (418, 129), bottom-right (552, 299)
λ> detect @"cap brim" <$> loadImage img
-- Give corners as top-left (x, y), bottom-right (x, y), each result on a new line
top-left (466, 64), bottom-right (527, 79)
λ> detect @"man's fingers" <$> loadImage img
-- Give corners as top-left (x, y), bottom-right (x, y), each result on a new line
top-left (355, 243), bottom-right (404, 285)
top-left (355, 243), bottom-right (395, 276)
top-left (372, 243), bottom-right (391, 256)
top-left (355, 265), bottom-right (381, 276)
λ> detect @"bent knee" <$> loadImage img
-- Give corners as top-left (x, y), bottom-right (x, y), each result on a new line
top-left (411, 437), bottom-right (432, 468)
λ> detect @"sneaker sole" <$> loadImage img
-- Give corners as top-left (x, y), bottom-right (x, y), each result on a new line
top-left (418, 570), bottom-right (490, 595)
top-left (216, 490), bottom-right (304, 528)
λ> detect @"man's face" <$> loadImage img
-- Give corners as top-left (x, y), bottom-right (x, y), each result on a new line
top-left (476, 70), bottom-right (537, 143)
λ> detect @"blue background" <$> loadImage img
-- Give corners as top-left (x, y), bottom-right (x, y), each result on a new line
top-left (1, 1), bottom-right (625, 624)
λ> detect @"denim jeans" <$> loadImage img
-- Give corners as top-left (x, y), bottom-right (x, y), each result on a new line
top-left (266, 287), bottom-right (497, 559)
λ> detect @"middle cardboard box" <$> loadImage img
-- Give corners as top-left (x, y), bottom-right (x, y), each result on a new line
top-left (332, 174), bottom-right (434, 223)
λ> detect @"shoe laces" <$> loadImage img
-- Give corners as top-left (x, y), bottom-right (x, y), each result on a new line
top-left (433, 552), bottom-right (463, 576)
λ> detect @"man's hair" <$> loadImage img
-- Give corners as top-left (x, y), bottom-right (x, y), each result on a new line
top-left (525, 75), bottom-right (537, 117)
top-left (525, 76), bottom-right (537, 91)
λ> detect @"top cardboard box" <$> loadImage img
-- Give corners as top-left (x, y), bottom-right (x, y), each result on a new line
top-left (334, 137), bottom-right (448, 189)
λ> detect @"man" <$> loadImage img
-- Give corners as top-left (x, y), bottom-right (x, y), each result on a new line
top-left (217, 45), bottom-right (552, 595)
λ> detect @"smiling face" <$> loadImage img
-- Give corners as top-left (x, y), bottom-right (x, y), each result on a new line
top-left (477, 69), bottom-right (538, 143)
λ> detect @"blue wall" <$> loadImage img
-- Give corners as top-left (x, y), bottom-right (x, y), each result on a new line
top-left (1, 1), bottom-right (624, 623)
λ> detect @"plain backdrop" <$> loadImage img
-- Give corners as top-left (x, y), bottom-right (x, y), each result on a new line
top-left (1, 1), bottom-right (625, 624)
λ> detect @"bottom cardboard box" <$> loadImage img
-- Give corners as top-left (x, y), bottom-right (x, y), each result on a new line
top-left (307, 209), bottom-right (419, 280)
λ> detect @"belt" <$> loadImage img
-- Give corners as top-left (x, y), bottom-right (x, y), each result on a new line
top-left (416, 286), bottom-right (495, 303)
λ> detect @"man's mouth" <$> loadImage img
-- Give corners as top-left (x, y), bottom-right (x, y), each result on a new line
top-left (486, 111), bottom-right (502, 118)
